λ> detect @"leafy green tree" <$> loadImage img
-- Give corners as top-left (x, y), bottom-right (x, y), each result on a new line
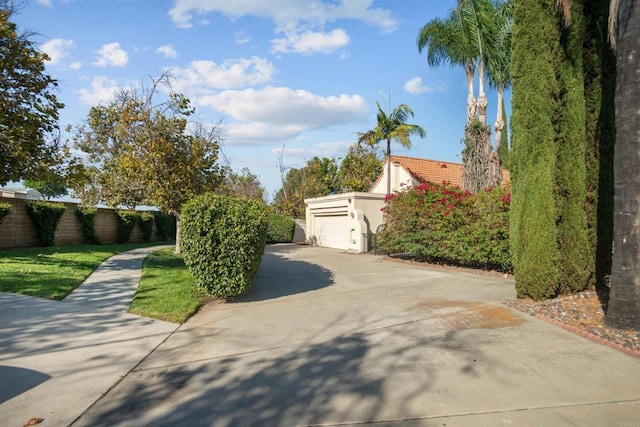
top-left (217, 167), bottom-right (265, 201)
top-left (24, 175), bottom-right (67, 200)
top-left (0, 2), bottom-right (64, 185)
top-left (72, 75), bottom-right (223, 252)
top-left (337, 142), bottom-right (382, 192)
top-left (604, 0), bottom-right (640, 331)
top-left (358, 101), bottom-right (425, 196)
top-left (273, 156), bottom-right (338, 218)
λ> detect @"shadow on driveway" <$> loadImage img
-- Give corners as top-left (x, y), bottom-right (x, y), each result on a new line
top-left (231, 245), bottom-right (334, 303)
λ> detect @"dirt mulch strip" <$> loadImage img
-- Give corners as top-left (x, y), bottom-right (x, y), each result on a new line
top-left (504, 290), bottom-right (640, 359)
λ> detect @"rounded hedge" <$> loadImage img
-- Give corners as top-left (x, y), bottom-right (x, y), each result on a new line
top-left (266, 213), bottom-right (295, 243)
top-left (25, 201), bottom-right (67, 246)
top-left (180, 193), bottom-right (268, 298)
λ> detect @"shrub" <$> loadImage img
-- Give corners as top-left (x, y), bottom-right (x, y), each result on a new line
top-left (0, 202), bottom-right (11, 224)
top-left (377, 182), bottom-right (511, 272)
top-left (266, 213), bottom-right (295, 243)
top-left (181, 194), bottom-right (268, 298)
top-left (75, 206), bottom-right (100, 244)
top-left (25, 201), bottom-right (67, 246)
top-left (115, 210), bottom-right (139, 243)
top-left (139, 212), bottom-right (155, 242)
top-left (154, 211), bottom-right (175, 241)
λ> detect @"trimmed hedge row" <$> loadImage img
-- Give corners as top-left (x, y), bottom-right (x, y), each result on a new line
top-left (266, 213), bottom-right (295, 243)
top-left (181, 193), bottom-right (268, 298)
top-left (377, 182), bottom-right (511, 271)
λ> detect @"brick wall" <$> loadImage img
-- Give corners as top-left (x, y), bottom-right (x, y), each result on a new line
top-left (0, 197), bottom-right (167, 249)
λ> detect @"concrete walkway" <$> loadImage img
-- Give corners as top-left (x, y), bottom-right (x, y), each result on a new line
top-left (74, 244), bottom-right (640, 427)
top-left (0, 245), bottom-right (178, 427)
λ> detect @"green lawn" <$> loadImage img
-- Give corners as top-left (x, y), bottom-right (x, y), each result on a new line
top-left (0, 242), bottom-right (166, 300)
top-left (129, 248), bottom-right (208, 323)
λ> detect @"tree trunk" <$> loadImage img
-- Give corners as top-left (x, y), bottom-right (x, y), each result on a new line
top-left (386, 138), bottom-right (391, 196)
top-left (477, 60), bottom-right (488, 125)
top-left (465, 66), bottom-right (477, 123)
top-left (494, 86), bottom-right (505, 158)
top-left (174, 213), bottom-right (181, 254)
top-left (604, 0), bottom-right (640, 331)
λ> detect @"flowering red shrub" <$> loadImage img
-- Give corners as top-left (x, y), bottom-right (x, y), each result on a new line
top-left (377, 182), bottom-right (511, 271)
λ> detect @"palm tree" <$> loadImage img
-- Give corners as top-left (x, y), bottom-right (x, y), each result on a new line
top-left (417, 11), bottom-right (478, 123)
top-left (358, 101), bottom-right (426, 196)
top-left (604, 0), bottom-right (640, 331)
top-left (486, 0), bottom-right (513, 160)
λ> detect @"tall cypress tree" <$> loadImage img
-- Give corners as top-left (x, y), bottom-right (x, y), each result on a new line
top-left (555, 0), bottom-right (590, 293)
top-left (511, 0), bottom-right (560, 299)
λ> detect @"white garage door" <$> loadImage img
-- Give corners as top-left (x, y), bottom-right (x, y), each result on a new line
top-left (314, 214), bottom-right (350, 250)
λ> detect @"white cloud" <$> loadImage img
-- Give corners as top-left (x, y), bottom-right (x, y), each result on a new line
top-left (271, 28), bottom-right (349, 55)
top-left (70, 62), bottom-right (82, 70)
top-left (76, 76), bottom-right (121, 105)
top-left (168, 0), bottom-right (398, 34)
top-left (199, 86), bottom-right (368, 129)
top-left (403, 77), bottom-right (440, 95)
top-left (94, 42), bottom-right (128, 67)
top-left (156, 44), bottom-right (178, 59)
top-left (36, 0), bottom-right (52, 6)
top-left (41, 38), bottom-right (74, 65)
top-left (235, 31), bottom-right (251, 45)
top-left (271, 140), bottom-right (352, 160)
top-left (169, 56), bottom-right (275, 92)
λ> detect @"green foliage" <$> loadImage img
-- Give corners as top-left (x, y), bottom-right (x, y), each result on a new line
top-left (377, 183), bottom-right (511, 271)
top-left (25, 201), bottom-right (67, 247)
top-left (555, 2), bottom-right (590, 293)
top-left (266, 213), bottom-right (295, 243)
top-left (75, 206), bottom-right (100, 244)
top-left (217, 167), bottom-right (265, 201)
top-left (115, 210), bottom-right (139, 244)
top-left (0, 5), bottom-right (65, 185)
top-left (511, 0), bottom-right (562, 300)
top-left (139, 212), bottom-right (155, 242)
top-left (72, 75), bottom-right (223, 214)
top-left (0, 202), bottom-right (11, 224)
top-left (337, 142), bottom-right (382, 192)
top-left (181, 194), bottom-right (268, 298)
top-left (273, 156), bottom-right (339, 218)
top-left (153, 211), bottom-right (175, 241)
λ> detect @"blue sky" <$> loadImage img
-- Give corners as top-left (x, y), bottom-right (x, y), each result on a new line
top-left (13, 0), bottom-right (509, 200)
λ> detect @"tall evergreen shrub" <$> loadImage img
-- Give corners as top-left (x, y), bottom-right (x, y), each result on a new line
top-left (25, 201), bottom-right (66, 246)
top-left (511, 0), bottom-right (561, 299)
top-left (555, 1), bottom-right (591, 292)
top-left (181, 194), bottom-right (268, 298)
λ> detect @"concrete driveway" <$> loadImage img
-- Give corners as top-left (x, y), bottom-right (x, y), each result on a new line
top-left (75, 244), bottom-right (640, 426)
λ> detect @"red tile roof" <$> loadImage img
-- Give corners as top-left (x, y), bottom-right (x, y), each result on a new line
top-left (370, 155), bottom-right (510, 191)
top-left (391, 155), bottom-right (465, 187)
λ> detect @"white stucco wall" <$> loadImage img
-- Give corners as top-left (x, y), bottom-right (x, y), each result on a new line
top-left (305, 192), bottom-right (386, 253)
top-left (369, 161), bottom-right (418, 194)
